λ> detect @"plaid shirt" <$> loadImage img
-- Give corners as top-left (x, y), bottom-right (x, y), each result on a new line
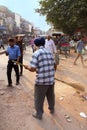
top-left (30, 46), bottom-right (55, 85)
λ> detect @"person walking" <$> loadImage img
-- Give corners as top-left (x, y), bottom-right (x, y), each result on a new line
top-left (45, 35), bottom-right (59, 65)
top-left (45, 35), bottom-right (57, 54)
top-left (15, 36), bottom-right (24, 76)
top-left (30, 36), bottom-right (35, 52)
top-left (6, 38), bottom-right (21, 87)
top-left (74, 35), bottom-right (85, 67)
top-left (24, 37), bottom-right (57, 120)
top-left (0, 37), bottom-right (5, 50)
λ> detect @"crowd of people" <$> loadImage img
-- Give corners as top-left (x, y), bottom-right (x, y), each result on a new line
top-left (0, 33), bottom-right (87, 120)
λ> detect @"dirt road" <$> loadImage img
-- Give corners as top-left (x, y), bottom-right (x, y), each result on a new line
top-left (0, 46), bottom-right (87, 130)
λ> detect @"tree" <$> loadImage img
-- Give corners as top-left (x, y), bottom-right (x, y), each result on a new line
top-left (36, 0), bottom-right (87, 35)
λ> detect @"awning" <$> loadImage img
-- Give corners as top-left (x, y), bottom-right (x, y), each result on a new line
top-left (16, 34), bottom-right (25, 37)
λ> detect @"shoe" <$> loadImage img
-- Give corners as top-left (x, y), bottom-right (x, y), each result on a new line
top-left (32, 114), bottom-right (42, 120)
top-left (7, 84), bottom-right (12, 87)
top-left (16, 82), bottom-right (19, 85)
top-left (50, 109), bottom-right (54, 114)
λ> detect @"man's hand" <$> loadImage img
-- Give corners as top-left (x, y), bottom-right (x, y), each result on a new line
top-left (24, 65), bottom-right (29, 70)
top-left (24, 65), bottom-right (36, 72)
top-left (16, 61), bottom-right (19, 65)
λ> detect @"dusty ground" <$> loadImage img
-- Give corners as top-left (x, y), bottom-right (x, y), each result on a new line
top-left (0, 47), bottom-right (87, 130)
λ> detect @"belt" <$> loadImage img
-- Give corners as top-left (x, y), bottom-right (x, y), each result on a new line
top-left (9, 59), bottom-right (17, 61)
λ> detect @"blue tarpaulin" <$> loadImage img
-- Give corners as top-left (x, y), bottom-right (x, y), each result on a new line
top-left (0, 26), bottom-right (7, 30)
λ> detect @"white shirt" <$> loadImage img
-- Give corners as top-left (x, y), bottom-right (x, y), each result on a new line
top-left (45, 39), bottom-right (57, 54)
top-left (69, 40), bottom-right (75, 47)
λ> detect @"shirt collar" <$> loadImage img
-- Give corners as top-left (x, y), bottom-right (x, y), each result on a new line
top-left (39, 46), bottom-right (44, 49)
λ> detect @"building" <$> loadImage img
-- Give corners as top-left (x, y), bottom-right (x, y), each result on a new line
top-left (0, 5), bottom-right (43, 37)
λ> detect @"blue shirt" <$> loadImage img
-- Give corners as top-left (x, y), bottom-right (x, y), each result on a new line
top-left (6, 45), bottom-right (21, 60)
top-left (77, 40), bottom-right (84, 52)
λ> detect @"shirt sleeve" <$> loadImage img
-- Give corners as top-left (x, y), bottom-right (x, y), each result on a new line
top-left (30, 53), bottom-right (38, 68)
top-left (52, 40), bottom-right (57, 53)
top-left (6, 46), bottom-right (9, 54)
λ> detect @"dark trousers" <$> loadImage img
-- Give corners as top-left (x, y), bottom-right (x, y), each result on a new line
top-left (34, 84), bottom-right (55, 116)
top-left (7, 60), bottom-right (20, 85)
top-left (19, 56), bottom-right (23, 75)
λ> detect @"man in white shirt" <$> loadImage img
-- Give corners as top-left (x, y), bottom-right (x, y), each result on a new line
top-left (45, 35), bottom-right (59, 65)
top-left (45, 35), bottom-right (57, 54)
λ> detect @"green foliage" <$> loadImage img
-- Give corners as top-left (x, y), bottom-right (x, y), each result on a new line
top-left (36, 0), bottom-right (87, 35)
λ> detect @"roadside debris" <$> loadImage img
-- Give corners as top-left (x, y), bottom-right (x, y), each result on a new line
top-left (59, 97), bottom-right (64, 101)
top-left (0, 91), bottom-right (5, 95)
top-left (64, 114), bottom-right (72, 123)
top-left (80, 112), bottom-right (87, 118)
top-left (59, 96), bottom-right (65, 101)
top-left (82, 95), bottom-right (87, 100)
top-left (76, 91), bottom-right (80, 94)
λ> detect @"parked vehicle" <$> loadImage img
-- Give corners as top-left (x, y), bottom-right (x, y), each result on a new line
top-left (60, 42), bottom-right (70, 57)
top-left (58, 36), bottom-right (70, 57)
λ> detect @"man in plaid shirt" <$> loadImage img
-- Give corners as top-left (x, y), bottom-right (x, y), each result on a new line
top-left (24, 37), bottom-right (57, 120)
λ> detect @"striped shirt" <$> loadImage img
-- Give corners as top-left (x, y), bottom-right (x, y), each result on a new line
top-left (30, 46), bottom-right (55, 85)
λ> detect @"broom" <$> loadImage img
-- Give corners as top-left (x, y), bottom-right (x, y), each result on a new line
top-left (55, 78), bottom-right (85, 91)
top-left (12, 60), bottom-right (25, 67)
top-left (12, 60), bottom-right (85, 92)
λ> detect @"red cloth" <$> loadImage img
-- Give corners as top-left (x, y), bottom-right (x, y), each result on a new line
top-left (61, 43), bottom-right (70, 47)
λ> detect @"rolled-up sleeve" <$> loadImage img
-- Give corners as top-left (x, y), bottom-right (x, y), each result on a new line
top-left (30, 54), bottom-right (38, 68)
